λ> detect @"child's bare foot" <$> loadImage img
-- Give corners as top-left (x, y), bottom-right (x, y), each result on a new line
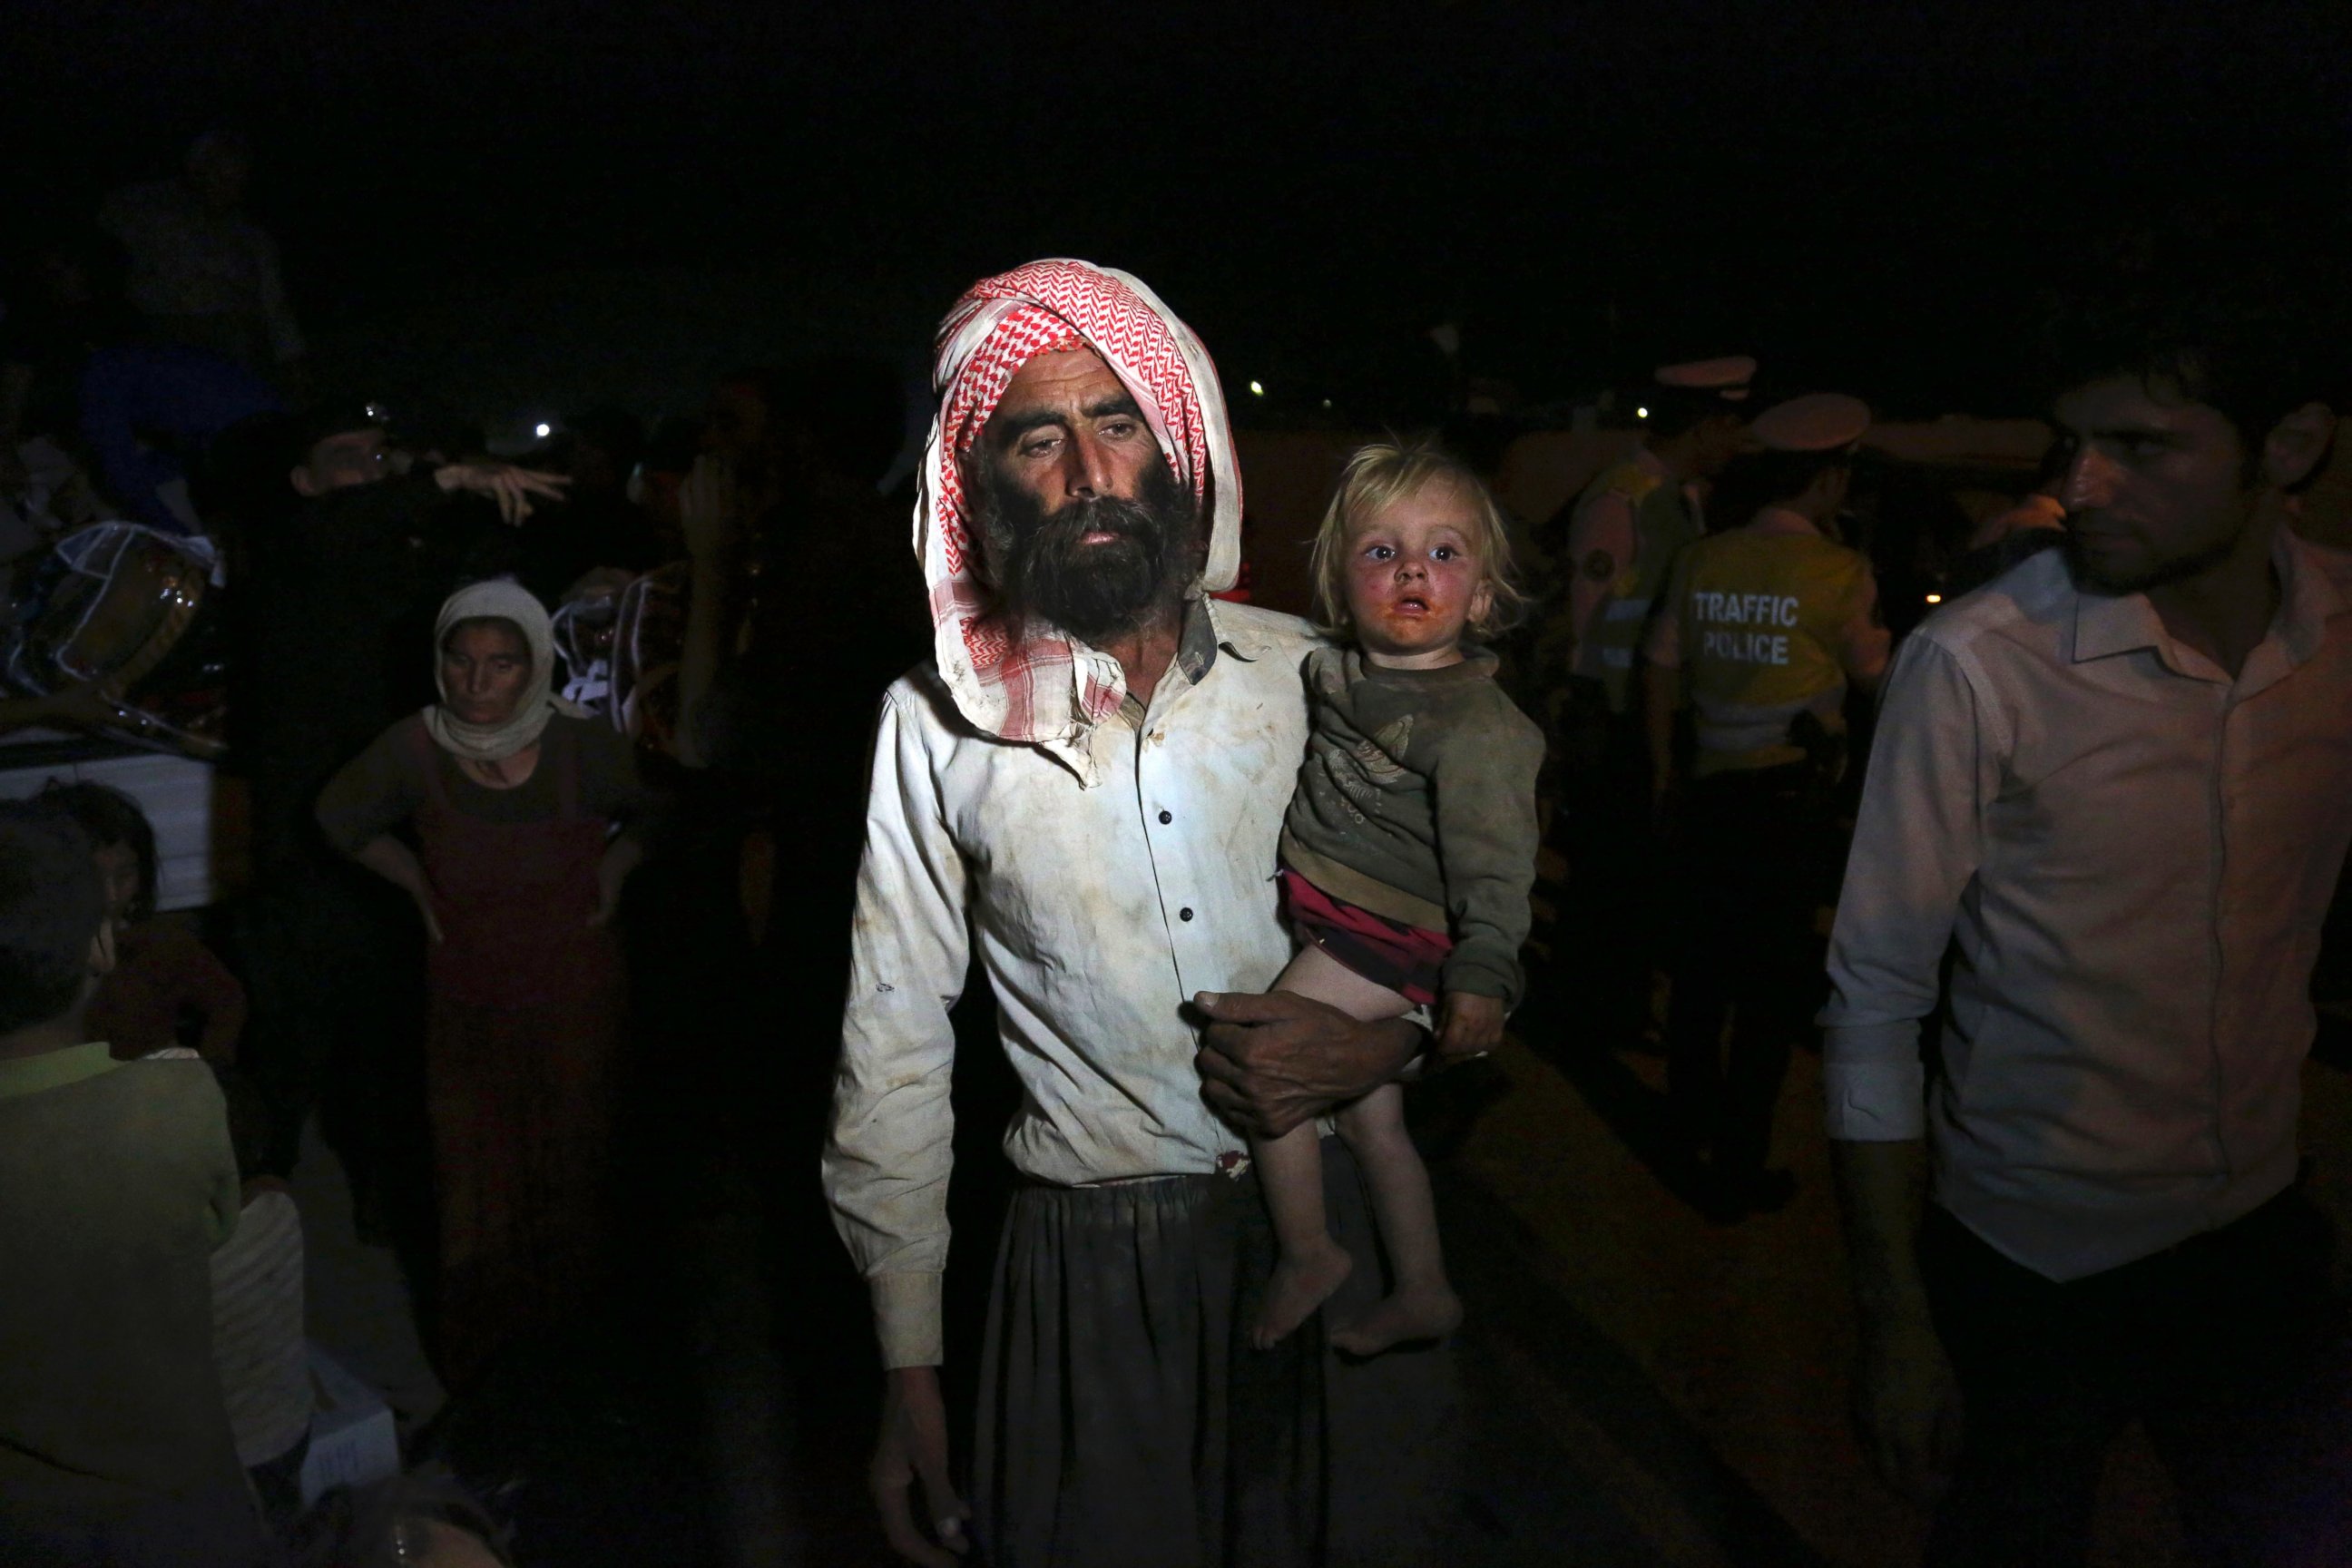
top-left (1328, 1283), bottom-right (1463, 1357)
top-left (1250, 1236), bottom-right (1353, 1349)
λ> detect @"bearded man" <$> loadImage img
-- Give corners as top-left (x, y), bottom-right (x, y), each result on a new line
top-left (825, 261), bottom-right (1455, 1568)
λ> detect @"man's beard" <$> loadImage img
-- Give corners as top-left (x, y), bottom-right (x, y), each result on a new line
top-left (2063, 517), bottom-right (2242, 595)
top-left (973, 456), bottom-right (1200, 644)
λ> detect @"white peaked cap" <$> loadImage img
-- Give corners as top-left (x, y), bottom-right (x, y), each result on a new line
top-left (1749, 392), bottom-right (1871, 452)
top-left (1652, 356), bottom-right (1759, 401)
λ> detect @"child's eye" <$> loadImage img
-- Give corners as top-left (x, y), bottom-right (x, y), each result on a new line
top-left (1431, 545), bottom-right (1456, 561)
top-left (1364, 544), bottom-right (1395, 560)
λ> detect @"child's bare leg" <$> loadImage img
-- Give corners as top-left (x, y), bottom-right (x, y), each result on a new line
top-left (1250, 1120), bottom-right (1352, 1349)
top-left (1248, 944), bottom-right (1412, 1349)
top-left (1330, 1082), bottom-right (1463, 1355)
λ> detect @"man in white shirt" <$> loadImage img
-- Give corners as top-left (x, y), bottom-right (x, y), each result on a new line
top-left (825, 261), bottom-right (1449, 1568)
top-left (1823, 280), bottom-right (2352, 1564)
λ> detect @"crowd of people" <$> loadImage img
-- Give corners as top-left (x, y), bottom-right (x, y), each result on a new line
top-left (1, 135), bottom-right (2348, 1568)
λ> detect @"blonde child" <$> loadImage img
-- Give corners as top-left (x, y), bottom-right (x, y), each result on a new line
top-left (1251, 440), bottom-right (1544, 1354)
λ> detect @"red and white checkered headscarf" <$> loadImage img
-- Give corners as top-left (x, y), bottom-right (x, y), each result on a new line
top-left (917, 260), bottom-right (1241, 757)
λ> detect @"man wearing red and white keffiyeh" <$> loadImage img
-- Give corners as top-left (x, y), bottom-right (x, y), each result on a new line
top-left (916, 258), bottom-right (1243, 773)
top-left (827, 260), bottom-right (1456, 1567)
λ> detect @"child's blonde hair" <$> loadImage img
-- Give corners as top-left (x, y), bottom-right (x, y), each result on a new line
top-left (1308, 439), bottom-right (1527, 640)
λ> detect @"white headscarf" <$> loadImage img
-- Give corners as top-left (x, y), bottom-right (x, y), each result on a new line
top-left (422, 579), bottom-right (589, 763)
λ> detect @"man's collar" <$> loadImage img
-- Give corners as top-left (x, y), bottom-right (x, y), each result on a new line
top-left (1114, 593), bottom-right (1224, 725)
top-left (2072, 529), bottom-right (2345, 669)
top-left (1175, 591), bottom-right (1222, 682)
top-left (1745, 506), bottom-right (1819, 539)
top-left (2071, 583), bottom-right (2167, 663)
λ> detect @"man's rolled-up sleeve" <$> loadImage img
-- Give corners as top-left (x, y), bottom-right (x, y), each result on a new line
top-left (1819, 634), bottom-right (1995, 1141)
top-left (822, 686), bottom-right (971, 1368)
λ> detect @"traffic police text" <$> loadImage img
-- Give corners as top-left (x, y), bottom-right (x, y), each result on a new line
top-left (1693, 592), bottom-right (1802, 667)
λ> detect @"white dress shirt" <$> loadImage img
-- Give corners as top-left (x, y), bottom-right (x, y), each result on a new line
top-left (825, 598), bottom-right (1320, 1367)
top-left (1821, 532), bottom-right (2352, 1281)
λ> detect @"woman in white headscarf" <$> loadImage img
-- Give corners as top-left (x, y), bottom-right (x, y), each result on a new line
top-left (317, 578), bottom-right (652, 1383)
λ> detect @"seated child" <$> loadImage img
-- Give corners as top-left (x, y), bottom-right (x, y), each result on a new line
top-left (0, 800), bottom-right (265, 1568)
top-left (42, 779), bottom-right (247, 1064)
top-left (1250, 441), bottom-right (1544, 1355)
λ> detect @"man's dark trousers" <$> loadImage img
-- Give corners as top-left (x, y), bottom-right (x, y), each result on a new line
top-left (1921, 1187), bottom-right (2350, 1567)
top-left (1662, 761), bottom-right (1834, 1194)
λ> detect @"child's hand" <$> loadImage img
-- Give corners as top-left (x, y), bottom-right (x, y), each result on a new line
top-left (1436, 992), bottom-right (1504, 1060)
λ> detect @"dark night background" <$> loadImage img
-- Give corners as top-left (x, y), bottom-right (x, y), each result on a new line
top-left (13, 0), bottom-right (2350, 431)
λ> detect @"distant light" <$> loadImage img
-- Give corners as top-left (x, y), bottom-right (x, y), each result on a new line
top-left (364, 402), bottom-right (386, 422)
top-left (534, 423), bottom-right (552, 438)
top-left (1249, 380), bottom-right (1265, 397)
top-left (1925, 593), bottom-right (1944, 604)
top-left (1635, 406), bottom-right (1650, 420)
top-left (1321, 399), bottom-right (1333, 409)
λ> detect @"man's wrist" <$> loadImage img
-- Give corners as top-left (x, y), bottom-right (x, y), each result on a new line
top-left (1378, 1015), bottom-right (1445, 1083)
top-left (1377, 1014), bottom-right (1428, 1072)
top-left (871, 1271), bottom-right (946, 1370)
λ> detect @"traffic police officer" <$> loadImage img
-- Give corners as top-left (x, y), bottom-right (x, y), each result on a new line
top-left (1546, 356), bottom-right (1754, 1048)
top-left (1643, 392), bottom-right (1890, 1216)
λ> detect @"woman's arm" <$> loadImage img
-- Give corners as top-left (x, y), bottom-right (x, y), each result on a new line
top-left (316, 721), bottom-right (427, 853)
top-left (352, 834), bottom-right (443, 944)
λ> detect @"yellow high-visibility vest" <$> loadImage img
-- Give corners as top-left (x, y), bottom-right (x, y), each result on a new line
top-left (1571, 457), bottom-right (1700, 714)
top-left (1661, 517), bottom-right (1877, 775)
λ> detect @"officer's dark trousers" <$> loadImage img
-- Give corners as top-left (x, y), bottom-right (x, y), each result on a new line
top-left (1557, 688), bottom-right (1659, 1050)
top-left (1922, 1189), bottom-right (2351, 1568)
top-left (1662, 762), bottom-right (1830, 1186)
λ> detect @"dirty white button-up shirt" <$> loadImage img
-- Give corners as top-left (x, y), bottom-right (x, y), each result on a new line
top-left (825, 598), bottom-right (1319, 1367)
top-left (1821, 533), bottom-right (2352, 1281)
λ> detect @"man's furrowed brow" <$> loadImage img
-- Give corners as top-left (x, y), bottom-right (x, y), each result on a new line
top-left (989, 407), bottom-right (1065, 446)
top-left (989, 392), bottom-right (1144, 447)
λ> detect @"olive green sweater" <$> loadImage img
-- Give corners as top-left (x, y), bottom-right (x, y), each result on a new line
top-left (0, 1044), bottom-right (244, 1524)
top-left (1279, 645), bottom-right (1545, 1004)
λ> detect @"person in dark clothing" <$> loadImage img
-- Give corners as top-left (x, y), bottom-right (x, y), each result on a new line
top-left (509, 407), bottom-right (663, 604)
top-left (77, 342), bottom-right (284, 534)
top-left (228, 406), bottom-right (564, 1196)
top-left (677, 357), bottom-right (926, 942)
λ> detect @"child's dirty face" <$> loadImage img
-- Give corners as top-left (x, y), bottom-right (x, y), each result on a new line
top-left (93, 843), bottom-right (141, 925)
top-left (1343, 481), bottom-right (1492, 667)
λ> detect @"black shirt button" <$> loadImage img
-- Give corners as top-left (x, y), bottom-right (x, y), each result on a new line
top-left (1158, 810), bottom-right (1172, 824)
top-left (1179, 907), bottom-right (1194, 922)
